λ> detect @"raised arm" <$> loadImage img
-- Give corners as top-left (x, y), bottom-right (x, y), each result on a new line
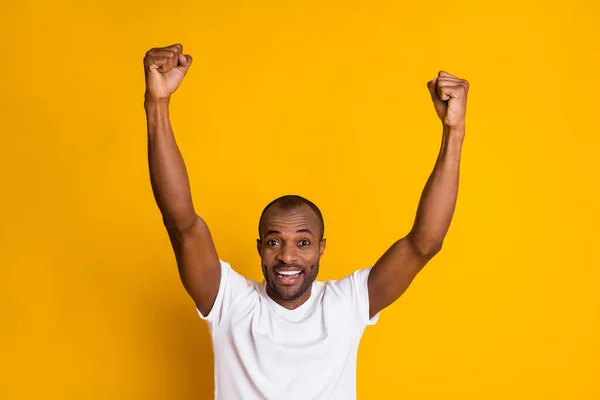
top-left (144, 44), bottom-right (221, 316)
top-left (367, 71), bottom-right (469, 319)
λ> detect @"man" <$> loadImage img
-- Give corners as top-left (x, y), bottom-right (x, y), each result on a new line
top-left (144, 43), bottom-right (468, 399)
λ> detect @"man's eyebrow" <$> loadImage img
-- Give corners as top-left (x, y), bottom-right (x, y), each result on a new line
top-left (263, 229), bottom-right (315, 237)
top-left (296, 229), bottom-right (315, 237)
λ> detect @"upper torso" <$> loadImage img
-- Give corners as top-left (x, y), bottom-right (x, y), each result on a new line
top-left (198, 260), bottom-right (379, 400)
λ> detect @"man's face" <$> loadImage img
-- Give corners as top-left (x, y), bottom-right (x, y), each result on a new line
top-left (257, 204), bottom-right (326, 304)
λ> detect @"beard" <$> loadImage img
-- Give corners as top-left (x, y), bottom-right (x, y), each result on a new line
top-left (262, 260), bottom-right (320, 301)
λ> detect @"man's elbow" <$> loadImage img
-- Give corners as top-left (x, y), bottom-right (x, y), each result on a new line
top-left (408, 236), bottom-right (443, 258)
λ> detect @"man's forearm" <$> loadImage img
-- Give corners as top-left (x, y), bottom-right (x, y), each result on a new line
top-left (408, 125), bottom-right (464, 255)
top-left (146, 99), bottom-right (196, 230)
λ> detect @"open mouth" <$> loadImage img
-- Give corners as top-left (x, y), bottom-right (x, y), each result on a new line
top-left (274, 269), bottom-right (303, 285)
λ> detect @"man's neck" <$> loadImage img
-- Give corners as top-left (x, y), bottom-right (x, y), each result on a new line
top-left (267, 286), bottom-right (313, 310)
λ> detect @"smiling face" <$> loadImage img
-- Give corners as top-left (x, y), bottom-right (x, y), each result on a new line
top-left (257, 203), bottom-right (326, 309)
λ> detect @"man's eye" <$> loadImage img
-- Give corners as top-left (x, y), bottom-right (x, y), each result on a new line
top-left (267, 239), bottom-right (278, 246)
top-left (299, 240), bottom-right (310, 246)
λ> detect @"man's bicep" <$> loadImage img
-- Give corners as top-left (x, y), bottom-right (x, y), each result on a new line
top-left (368, 236), bottom-right (435, 318)
top-left (166, 215), bottom-right (221, 316)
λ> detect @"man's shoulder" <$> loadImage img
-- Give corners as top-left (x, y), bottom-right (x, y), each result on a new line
top-left (224, 262), bottom-right (262, 286)
top-left (317, 274), bottom-right (350, 297)
top-left (318, 267), bottom-right (374, 298)
top-left (318, 267), bottom-right (373, 285)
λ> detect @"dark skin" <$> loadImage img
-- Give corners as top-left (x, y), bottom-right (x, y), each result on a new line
top-left (256, 204), bottom-right (326, 310)
top-left (145, 43), bottom-right (467, 319)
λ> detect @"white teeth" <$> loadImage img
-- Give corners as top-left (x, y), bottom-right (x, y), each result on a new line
top-left (277, 270), bottom-right (301, 276)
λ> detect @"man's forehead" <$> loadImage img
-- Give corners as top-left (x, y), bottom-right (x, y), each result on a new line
top-left (260, 205), bottom-right (319, 232)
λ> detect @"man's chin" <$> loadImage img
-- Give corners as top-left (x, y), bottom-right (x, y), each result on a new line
top-left (269, 280), bottom-right (307, 301)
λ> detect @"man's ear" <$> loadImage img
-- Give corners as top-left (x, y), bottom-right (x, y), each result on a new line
top-left (256, 239), bottom-right (262, 256)
top-left (319, 238), bottom-right (327, 258)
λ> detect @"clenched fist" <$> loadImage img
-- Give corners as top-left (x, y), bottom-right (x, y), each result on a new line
top-left (427, 71), bottom-right (469, 130)
top-left (144, 44), bottom-right (193, 102)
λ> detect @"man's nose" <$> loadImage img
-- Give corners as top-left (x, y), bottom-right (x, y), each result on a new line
top-left (277, 243), bottom-right (297, 264)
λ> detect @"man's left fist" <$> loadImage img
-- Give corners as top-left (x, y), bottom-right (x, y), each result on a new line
top-left (427, 71), bottom-right (469, 130)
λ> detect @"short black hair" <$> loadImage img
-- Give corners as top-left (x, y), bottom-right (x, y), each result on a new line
top-left (258, 195), bottom-right (324, 240)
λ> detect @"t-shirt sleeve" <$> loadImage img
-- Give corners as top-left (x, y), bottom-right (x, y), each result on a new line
top-left (196, 259), bottom-right (253, 327)
top-left (333, 266), bottom-right (380, 327)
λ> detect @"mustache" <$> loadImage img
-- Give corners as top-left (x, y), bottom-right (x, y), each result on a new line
top-left (270, 262), bottom-right (304, 270)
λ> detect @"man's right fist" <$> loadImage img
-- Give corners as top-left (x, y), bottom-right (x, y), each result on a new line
top-left (144, 44), bottom-right (193, 102)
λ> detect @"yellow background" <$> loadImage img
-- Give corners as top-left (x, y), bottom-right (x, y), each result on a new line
top-left (1, 0), bottom-right (599, 398)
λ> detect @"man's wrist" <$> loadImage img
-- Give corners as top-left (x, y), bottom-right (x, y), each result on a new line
top-left (144, 93), bottom-right (171, 109)
top-left (443, 123), bottom-right (465, 137)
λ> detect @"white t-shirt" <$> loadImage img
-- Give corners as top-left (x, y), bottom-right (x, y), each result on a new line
top-left (197, 260), bottom-right (380, 400)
